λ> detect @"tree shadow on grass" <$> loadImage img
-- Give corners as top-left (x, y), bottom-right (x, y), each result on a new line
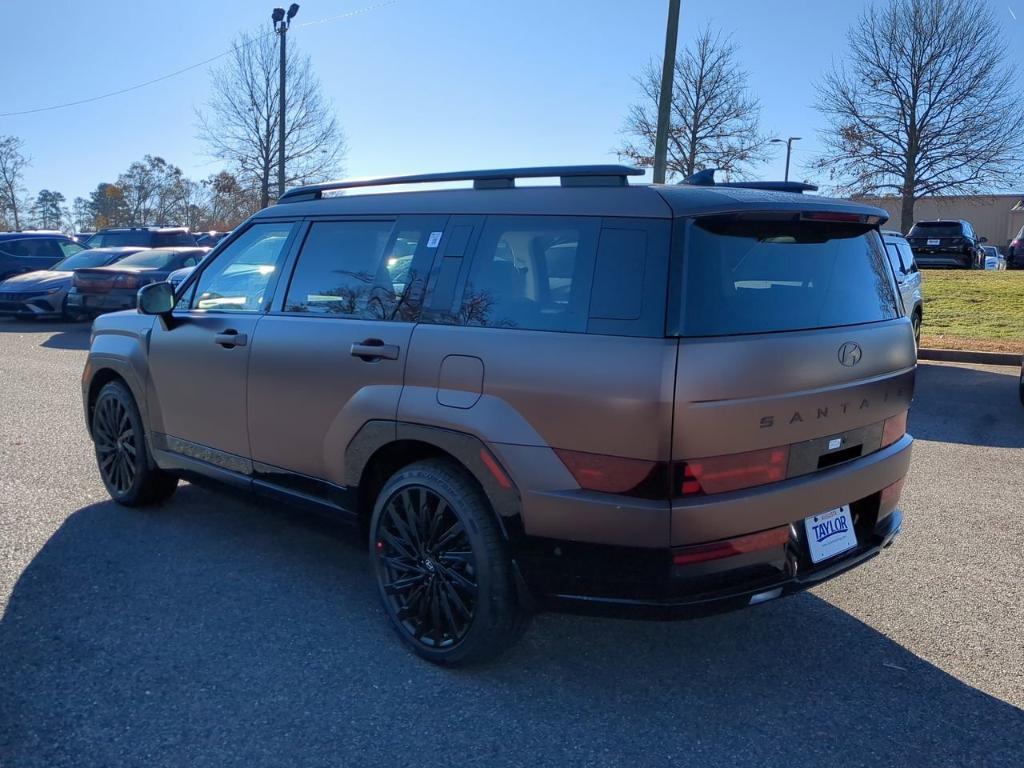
top-left (1, 483), bottom-right (1021, 767)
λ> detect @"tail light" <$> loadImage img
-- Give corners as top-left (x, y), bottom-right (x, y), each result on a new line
top-left (114, 274), bottom-right (140, 289)
top-left (554, 449), bottom-right (662, 497)
top-left (681, 446), bottom-right (790, 496)
top-left (881, 411), bottom-right (908, 448)
top-left (672, 525), bottom-right (790, 566)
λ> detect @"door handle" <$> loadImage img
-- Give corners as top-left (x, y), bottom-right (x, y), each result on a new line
top-left (214, 329), bottom-right (248, 348)
top-left (350, 338), bottom-right (400, 361)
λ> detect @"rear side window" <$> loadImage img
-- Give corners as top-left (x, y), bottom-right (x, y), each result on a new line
top-left (1, 238), bottom-right (62, 258)
top-left (455, 216), bottom-right (598, 332)
top-left (679, 217), bottom-right (900, 337)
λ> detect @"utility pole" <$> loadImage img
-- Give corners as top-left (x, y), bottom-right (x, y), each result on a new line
top-left (652, 0), bottom-right (681, 184)
top-left (272, 4), bottom-right (300, 201)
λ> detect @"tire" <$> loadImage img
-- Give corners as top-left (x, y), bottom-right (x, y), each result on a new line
top-left (911, 310), bottom-right (922, 348)
top-left (91, 380), bottom-right (178, 506)
top-left (62, 298), bottom-right (87, 322)
top-left (369, 459), bottom-right (529, 665)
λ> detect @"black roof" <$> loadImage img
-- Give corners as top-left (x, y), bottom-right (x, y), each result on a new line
top-left (0, 231), bottom-right (73, 240)
top-left (259, 165), bottom-right (889, 223)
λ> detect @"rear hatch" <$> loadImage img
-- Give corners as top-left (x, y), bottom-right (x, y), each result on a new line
top-left (669, 212), bottom-right (915, 541)
top-left (906, 222), bottom-right (965, 253)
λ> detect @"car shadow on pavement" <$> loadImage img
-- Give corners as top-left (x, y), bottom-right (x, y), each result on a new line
top-left (0, 318), bottom-right (91, 350)
top-left (1, 484), bottom-right (1022, 767)
top-left (912, 362), bottom-right (1024, 449)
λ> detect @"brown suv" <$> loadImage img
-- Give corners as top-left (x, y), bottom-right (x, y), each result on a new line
top-left (82, 166), bottom-right (915, 665)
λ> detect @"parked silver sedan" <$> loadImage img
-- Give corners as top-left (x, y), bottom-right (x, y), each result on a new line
top-left (0, 247), bottom-right (146, 320)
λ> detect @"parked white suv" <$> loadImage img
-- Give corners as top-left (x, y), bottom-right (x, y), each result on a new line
top-left (882, 231), bottom-right (923, 347)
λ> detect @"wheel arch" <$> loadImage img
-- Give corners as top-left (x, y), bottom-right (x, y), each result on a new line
top-left (347, 421), bottom-right (523, 542)
top-left (84, 363), bottom-right (143, 438)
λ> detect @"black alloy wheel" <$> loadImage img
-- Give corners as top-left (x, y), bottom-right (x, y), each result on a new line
top-left (94, 393), bottom-right (138, 495)
top-left (91, 381), bottom-right (178, 506)
top-left (369, 459), bottom-right (528, 665)
top-left (375, 486), bottom-right (478, 649)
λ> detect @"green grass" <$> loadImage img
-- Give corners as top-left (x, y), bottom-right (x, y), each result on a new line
top-left (919, 270), bottom-right (1024, 352)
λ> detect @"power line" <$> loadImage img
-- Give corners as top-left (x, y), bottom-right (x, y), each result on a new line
top-left (0, 0), bottom-right (398, 119)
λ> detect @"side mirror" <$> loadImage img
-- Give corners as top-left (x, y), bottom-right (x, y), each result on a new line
top-left (979, 236), bottom-right (988, 243)
top-left (138, 281), bottom-right (175, 316)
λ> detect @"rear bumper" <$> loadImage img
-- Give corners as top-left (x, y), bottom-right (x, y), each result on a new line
top-left (912, 249), bottom-right (972, 268)
top-left (507, 435), bottom-right (912, 616)
top-left (532, 510), bottom-right (902, 619)
top-left (67, 290), bottom-right (137, 316)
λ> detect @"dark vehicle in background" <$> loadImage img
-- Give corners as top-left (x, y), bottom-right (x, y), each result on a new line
top-left (68, 247), bottom-right (206, 318)
top-left (195, 230), bottom-right (231, 248)
top-left (1006, 226), bottom-right (1024, 269)
top-left (82, 165), bottom-right (914, 665)
top-left (84, 227), bottom-right (197, 249)
top-left (0, 232), bottom-right (87, 281)
top-left (906, 220), bottom-right (985, 269)
top-left (882, 231), bottom-right (923, 346)
top-left (0, 247), bottom-right (146, 320)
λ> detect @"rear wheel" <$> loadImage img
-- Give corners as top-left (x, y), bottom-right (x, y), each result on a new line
top-left (369, 459), bottom-right (528, 665)
top-left (62, 298), bottom-right (87, 322)
top-left (911, 310), bottom-right (922, 348)
top-left (91, 381), bottom-right (178, 506)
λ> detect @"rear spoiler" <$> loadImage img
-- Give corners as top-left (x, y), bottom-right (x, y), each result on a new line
top-left (681, 168), bottom-right (817, 194)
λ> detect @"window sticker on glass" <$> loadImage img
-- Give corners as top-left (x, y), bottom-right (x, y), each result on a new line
top-left (427, 231), bottom-right (443, 248)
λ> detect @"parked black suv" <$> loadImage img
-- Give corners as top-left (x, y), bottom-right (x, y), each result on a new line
top-left (0, 232), bottom-right (87, 281)
top-left (906, 220), bottom-right (985, 269)
top-left (84, 227), bottom-right (197, 249)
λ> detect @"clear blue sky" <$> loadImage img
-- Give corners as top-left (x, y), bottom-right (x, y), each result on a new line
top-left (2, 0), bottom-right (1021, 205)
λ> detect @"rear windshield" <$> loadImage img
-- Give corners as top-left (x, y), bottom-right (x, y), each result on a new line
top-left (52, 251), bottom-right (121, 270)
top-left (908, 222), bottom-right (963, 238)
top-left (116, 250), bottom-right (185, 269)
top-left (680, 217), bottom-right (900, 337)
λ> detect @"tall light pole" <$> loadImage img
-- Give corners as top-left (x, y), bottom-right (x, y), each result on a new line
top-left (770, 136), bottom-right (801, 182)
top-left (272, 4), bottom-right (299, 201)
top-left (652, 0), bottom-right (681, 184)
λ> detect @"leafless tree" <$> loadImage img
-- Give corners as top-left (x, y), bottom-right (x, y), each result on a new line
top-left (815, 0), bottom-right (1024, 230)
top-left (0, 135), bottom-right (30, 230)
top-left (197, 30), bottom-right (346, 209)
top-left (618, 26), bottom-right (772, 181)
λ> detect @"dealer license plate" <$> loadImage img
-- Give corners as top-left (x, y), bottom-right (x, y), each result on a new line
top-left (804, 505), bottom-right (857, 564)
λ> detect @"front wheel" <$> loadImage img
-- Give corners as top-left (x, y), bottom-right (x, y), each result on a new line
top-left (369, 459), bottom-right (528, 665)
top-left (91, 380), bottom-right (178, 506)
top-left (911, 311), bottom-right (922, 348)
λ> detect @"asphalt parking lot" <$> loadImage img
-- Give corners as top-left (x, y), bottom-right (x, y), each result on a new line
top-left (0, 318), bottom-right (1022, 767)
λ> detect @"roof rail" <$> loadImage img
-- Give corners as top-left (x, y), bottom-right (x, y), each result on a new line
top-left (681, 168), bottom-right (817, 194)
top-left (278, 165), bottom-right (645, 203)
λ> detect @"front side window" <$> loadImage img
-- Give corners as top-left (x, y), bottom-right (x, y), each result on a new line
top-left (190, 223), bottom-right (294, 312)
top-left (680, 217), bottom-right (900, 337)
top-left (454, 216), bottom-right (597, 332)
top-left (283, 217), bottom-right (442, 321)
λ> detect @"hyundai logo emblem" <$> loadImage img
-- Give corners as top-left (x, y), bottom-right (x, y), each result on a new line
top-left (838, 342), bottom-right (863, 367)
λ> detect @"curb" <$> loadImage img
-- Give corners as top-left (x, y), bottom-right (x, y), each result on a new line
top-left (918, 348), bottom-right (1022, 367)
